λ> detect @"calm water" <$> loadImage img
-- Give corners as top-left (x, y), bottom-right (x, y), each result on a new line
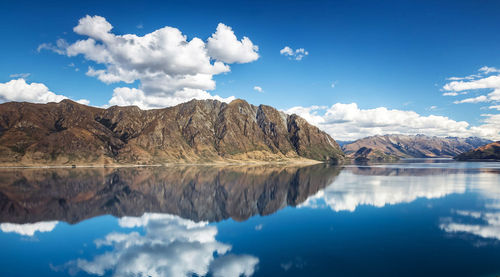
top-left (1, 160), bottom-right (500, 277)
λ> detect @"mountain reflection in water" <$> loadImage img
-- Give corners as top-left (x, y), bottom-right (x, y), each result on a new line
top-left (2, 161), bottom-right (500, 277)
top-left (0, 164), bottom-right (341, 224)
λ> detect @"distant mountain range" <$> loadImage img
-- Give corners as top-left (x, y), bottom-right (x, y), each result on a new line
top-left (342, 134), bottom-right (492, 161)
top-left (0, 99), bottom-right (344, 166)
top-left (454, 141), bottom-right (500, 161)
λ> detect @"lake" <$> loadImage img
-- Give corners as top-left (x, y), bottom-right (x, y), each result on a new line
top-left (1, 159), bottom-right (500, 277)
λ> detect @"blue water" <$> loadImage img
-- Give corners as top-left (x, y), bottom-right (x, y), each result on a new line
top-left (1, 160), bottom-right (500, 277)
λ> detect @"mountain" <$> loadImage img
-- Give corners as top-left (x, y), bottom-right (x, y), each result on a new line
top-left (335, 140), bottom-right (355, 147)
top-left (342, 134), bottom-right (492, 161)
top-left (0, 99), bottom-right (344, 166)
top-left (454, 141), bottom-right (500, 161)
top-left (0, 164), bottom-right (341, 224)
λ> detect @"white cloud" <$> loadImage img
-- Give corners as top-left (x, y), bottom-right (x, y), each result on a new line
top-left (37, 38), bottom-right (68, 55)
top-left (207, 23), bottom-right (259, 64)
top-left (40, 15), bottom-right (259, 109)
top-left (489, 105), bottom-right (500, 111)
top-left (479, 66), bottom-right (500, 74)
top-left (444, 66), bottom-right (499, 81)
top-left (443, 91), bottom-right (468, 96)
top-left (285, 102), bottom-right (500, 141)
top-left (0, 78), bottom-right (89, 105)
top-left (253, 86), bottom-right (263, 93)
top-left (76, 99), bottom-right (90, 105)
top-left (453, 95), bottom-right (489, 104)
top-left (108, 87), bottom-right (234, 109)
top-left (280, 46), bottom-right (309, 61)
top-left (443, 67), bottom-right (500, 104)
top-left (9, 73), bottom-right (30, 78)
top-left (62, 213), bottom-right (258, 277)
top-left (0, 221), bottom-right (58, 236)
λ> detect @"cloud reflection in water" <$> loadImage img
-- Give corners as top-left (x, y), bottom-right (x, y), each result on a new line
top-left (301, 168), bottom-right (468, 212)
top-left (0, 221), bottom-right (58, 236)
top-left (64, 213), bottom-right (258, 277)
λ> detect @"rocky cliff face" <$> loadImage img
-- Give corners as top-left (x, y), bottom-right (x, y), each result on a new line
top-left (0, 99), bottom-right (344, 165)
top-left (0, 164), bottom-right (341, 223)
top-left (454, 141), bottom-right (500, 161)
top-left (343, 134), bottom-right (492, 161)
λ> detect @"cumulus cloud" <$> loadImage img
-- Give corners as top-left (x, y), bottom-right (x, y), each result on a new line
top-left (207, 23), bottom-right (259, 64)
top-left (0, 78), bottom-right (89, 104)
top-left (108, 87), bottom-right (234, 110)
top-left (253, 86), bottom-right (263, 93)
top-left (285, 102), bottom-right (500, 141)
top-left (61, 213), bottom-right (258, 277)
top-left (0, 221), bottom-right (58, 236)
top-left (280, 46), bottom-right (309, 61)
top-left (40, 15), bottom-right (259, 109)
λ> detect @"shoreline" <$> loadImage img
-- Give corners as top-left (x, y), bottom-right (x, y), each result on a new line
top-left (0, 159), bottom-right (326, 169)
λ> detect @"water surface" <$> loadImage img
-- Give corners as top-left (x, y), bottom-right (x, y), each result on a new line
top-left (1, 160), bottom-right (500, 276)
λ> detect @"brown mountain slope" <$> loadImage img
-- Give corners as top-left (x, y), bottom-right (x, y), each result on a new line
top-left (454, 141), bottom-right (500, 161)
top-left (343, 134), bottom-right (491, 161)
top-left (0, 99), bottom-right (344, 165)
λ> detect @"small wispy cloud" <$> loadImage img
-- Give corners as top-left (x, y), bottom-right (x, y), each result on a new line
top-left (253, 86), bottom-right (263, 93)
top-left (280, 46), bottom-right (309, 61)
top-left (479, 66), bottom-right (500, 74)
top-left (9, 73), bottom-right (30, 78)
top-left (68, 63), bottom-right (79, 72)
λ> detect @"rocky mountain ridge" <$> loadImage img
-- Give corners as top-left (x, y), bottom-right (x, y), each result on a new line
top-left (343, 134), bottom-right (492, 161)
top-left (0, 99), bottom-right (344, 165)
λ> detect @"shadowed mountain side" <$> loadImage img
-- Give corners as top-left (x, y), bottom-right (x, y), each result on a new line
top-left (0, 164), bottom-right (341, 224)
top-left (0, 99), bottom-right (344, 165)
top-left (455, 141), bottom-right (500, 161)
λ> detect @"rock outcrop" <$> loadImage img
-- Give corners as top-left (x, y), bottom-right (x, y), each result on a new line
top-left (0, 99), bottom-right (344, 165)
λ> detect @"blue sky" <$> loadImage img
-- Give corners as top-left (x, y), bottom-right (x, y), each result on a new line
top-left (1, 0), bottom-right (499, 140)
